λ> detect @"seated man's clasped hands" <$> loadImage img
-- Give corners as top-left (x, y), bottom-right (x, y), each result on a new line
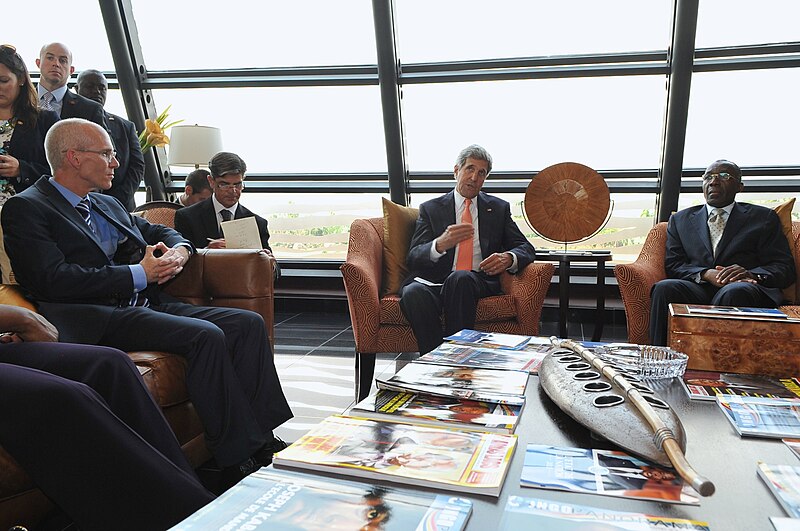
top-left (649, 159), bottom-right (796, 345)
top-left (399, 144), bottom-right (536, 355)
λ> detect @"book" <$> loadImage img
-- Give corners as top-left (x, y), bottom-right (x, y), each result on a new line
top-left (681, 370), bottom-right (800, 401)
top-left (350, 389), bottom-right (522, 434)
top-left (716, 395), bottom-right (800, 439)
top-left (170, 467), bottom-right (473, 530)
top-left (418, 341), bottom-right (549, 373)
top-left (273, 415), bottom-right (517, 497)
top-left (685, 304), bottom-right (788, 319)
top-left (520, 444), bottom-right (700, 505)
top-left (499, 496), bottom-right (711, 530)
top-left (375, 362), bottom-right (528, 406)
top-left (444, 329), bottom-right (531, 350)
top-left (758, 462), bottom-right (800, 518)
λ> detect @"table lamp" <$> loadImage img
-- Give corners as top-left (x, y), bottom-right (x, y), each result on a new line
top-left (167, 125), bottom-right (223, 169)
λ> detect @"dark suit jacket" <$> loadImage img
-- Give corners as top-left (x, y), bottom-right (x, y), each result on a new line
top-left (103, 112), bottom-right (145, 211)
top-left (1, 176), bottom-right (192, 342)
top-left (404, 191), bottom-right (536, 285)
top-left (665, 202), bottom-right (795, 304)
top-left (60, 90), bottom-right (110, 131)
top-left (7, 110), bottom-right (59, 192)
top-left (174, 197), bottom-right (272, 252)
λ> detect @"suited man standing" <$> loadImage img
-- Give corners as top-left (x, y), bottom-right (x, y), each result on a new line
top-left (649, 159), bottom-right (795, 345)
top-left (174, 151), bottom-right (279, 277)
top-left (1, 119), bottom-right (292, 484)
top-left (399, 145), bottom-right (536, 354)
top-left (76, 69), bottom-right (145, 211)
top-left (36, 42), bottom-right (108, 131)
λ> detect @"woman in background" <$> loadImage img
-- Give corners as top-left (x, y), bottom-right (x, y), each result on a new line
top-left (0, 44), bottom-right (59, 205)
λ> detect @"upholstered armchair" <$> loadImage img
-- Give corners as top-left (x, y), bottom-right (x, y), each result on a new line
top-left (341, 216), bottom-right (555, 401)
top-left (615, 219), bottom-right (800, 345)
top-left (133, 200), bottom-right (183, 228)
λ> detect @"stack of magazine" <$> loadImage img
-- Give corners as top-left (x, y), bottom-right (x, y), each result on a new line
top-left (716, 395), bottom-right (800, 439)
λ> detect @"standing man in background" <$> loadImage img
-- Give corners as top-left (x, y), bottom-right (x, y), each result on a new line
top-left (76, 69), bottom-right (144, 211)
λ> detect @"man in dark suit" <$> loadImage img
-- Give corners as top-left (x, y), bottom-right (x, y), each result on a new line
top-left (399, 145), bottom-right (536, 354)
top-left (174, 151), bottom-right (279, 277)
top-left (76, 69), bottom-right (145, 211)
top-left (1, 119), bottom-right (292, 482)
top-left (0, 304), bottom-right (214, 530)
top-left (649, 159), bottom-right (795, 345)
top-left (36, 43), bottom-right (108, 130)
top-left (177, 168), bottom-right (213, 207)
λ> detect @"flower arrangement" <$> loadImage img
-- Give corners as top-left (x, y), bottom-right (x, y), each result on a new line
top-left (138, 105), bottom-right (183, 152)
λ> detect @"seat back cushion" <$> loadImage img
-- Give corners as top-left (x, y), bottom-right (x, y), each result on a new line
top-left (381, 197), bottom-right (419, 296)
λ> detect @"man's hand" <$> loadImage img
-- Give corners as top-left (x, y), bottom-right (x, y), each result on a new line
top-left (0, 155), bottom-right (20, 178)
top-left (140, 243), bottom-right (190, 284)
top-left (435, 223), bottom-right (474, 253)
top-left (0, 305), bottom-right (58, 343)
top-left (206, 238), bottom-right (227, 249)
top-left (702, 264), bottom-right (755, 287)
top-left (480, 252), bottom-right (513, 276)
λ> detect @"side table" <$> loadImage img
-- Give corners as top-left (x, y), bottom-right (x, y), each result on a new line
top-left (536, 250), bottom-right (612, 341)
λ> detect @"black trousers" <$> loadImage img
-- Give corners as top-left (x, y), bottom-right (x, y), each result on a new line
top-left (649, 279), bottom-right (776, 346)
top-left (399, 270), bottom-right (501, 355)
top-left (96, 301), bottom-right (293, 467)
top-left (0, 342), bottom-right (214, 531)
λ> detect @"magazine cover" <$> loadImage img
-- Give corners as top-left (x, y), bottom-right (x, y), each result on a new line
top-left (351, 390), bottom-right (522, 434)
top-left (716, 395), bottom-right (800, 439)
top-left (681, 370), bottom-right (800, 401)
top-left (375, 362), bottom-right (528, 406)
top-left (520, 444), bottom-right (700, 505)
top-left (418, 342), bottom-right (549, 373)
top-left (758, 462), bottom-right (800, 518)
top-left (685, 305), bottom-right (788, 319)
top-left (444, 329), bottom-right (531, 350)
top-left (273, 415), bottom-right (517, 497)
top-left (499, 496), bottom-right (711, 530)
top-left (170, 467), bottom-right (473, 530)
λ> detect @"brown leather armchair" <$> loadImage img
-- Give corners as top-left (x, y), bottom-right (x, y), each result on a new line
top-left (615, 221), bottom-right (800, 345)
top-left (0, 248), bottom-right (275, 530)
top-left (341, 217), bottom-right (555, 401)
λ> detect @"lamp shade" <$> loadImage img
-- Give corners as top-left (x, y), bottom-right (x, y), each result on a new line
top-left (167, 125), bottom-right (223, 168)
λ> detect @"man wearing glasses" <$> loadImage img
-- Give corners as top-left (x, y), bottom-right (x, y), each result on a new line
top-left (649, 159), bottom-right (795, 345)
top-left (1, 119), bottom-right (292, 485)
top-left (174, 152), bottom-right (272, 250)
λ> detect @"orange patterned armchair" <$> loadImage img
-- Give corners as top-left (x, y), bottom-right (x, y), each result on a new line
top-left (615, 221), bottom-right (800, 345)
top-left (341, 217), bottom-right (555, 400)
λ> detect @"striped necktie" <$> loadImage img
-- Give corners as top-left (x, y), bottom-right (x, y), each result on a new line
top-left (76, 197), bottom-right (93, 232)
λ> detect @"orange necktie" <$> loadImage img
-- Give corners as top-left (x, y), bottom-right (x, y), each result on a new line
top-left (455, 198), bottom-right (473, 271)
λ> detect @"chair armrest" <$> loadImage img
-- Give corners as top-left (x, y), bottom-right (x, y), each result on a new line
top-left (342, 219), bottom-right (385, 350)
top-left (614, 261), bottom-right (665, 345)
top-left (501, 262), bottom-right (556, 336)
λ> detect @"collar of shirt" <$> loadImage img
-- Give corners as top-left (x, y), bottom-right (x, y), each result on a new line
top-left (49, 176), bottom-right (82, 207)
top-left (705, 202), bottom-right (735, 218)
top-left (211, 195), bottom-right (238, 223)
top-left (453, 189), bottom-right (478, 218)
top-left (37, 84), bottom-right (69, 103)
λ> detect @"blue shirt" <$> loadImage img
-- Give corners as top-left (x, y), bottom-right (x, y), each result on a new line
top-left (37, 85), bottom-right (69, 116)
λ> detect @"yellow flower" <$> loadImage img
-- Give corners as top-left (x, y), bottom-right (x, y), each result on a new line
top-left (139, 105), bottom-right (183, 152)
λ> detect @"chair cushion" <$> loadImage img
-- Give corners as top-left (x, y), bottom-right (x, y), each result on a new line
top-left (774, 198), bottom-right (796, 303)
top-left (381, 198), bottom-right (419, 296)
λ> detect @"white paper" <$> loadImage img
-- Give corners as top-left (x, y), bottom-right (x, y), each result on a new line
top-left (221, 217), bottom-right (262, 249)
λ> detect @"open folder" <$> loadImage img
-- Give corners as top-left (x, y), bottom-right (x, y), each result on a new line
top-left (220, 217), bottom-right (262, 249)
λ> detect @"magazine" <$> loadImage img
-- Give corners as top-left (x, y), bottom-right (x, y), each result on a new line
top-left (681, 370), bottom-right (800, 401)
top-left (350, 389), bottom-right (522, 434)
top-left (685, 304), bottom-right (788, 319)
top-left (520, 444), bottom-right (700, 505)
top-left (375, 362), bottom-right (528, 406)
top-left (784, 439), bottom-right (800, 460)
top-left (418, 341), bottom-right (550, 373)
top-left (716, 395), bottom-right (800, 439)
top-left (771, 516), bottom-right (800, 531)
top-left (272, 415), bottom-right (517, 497)
top-left (499, 496), bottom-right (711, 530)
top-left (444, 329), bottom-right (531, 350)
top-left (170, 467), bottom-right (473, 530)
top-left (758, 462), bottom-right (800, 518)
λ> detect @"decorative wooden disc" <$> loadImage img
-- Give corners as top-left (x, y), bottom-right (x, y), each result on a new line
top-left (524, 162), bottom-right (610, 244)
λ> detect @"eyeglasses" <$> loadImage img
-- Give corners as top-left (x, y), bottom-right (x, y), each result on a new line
top-left (72, 149), bottom-right (118, 163)
top-left (216, 180), bottom-right (245, 190)
top-left (701, 172), bottom-right (737, 183)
